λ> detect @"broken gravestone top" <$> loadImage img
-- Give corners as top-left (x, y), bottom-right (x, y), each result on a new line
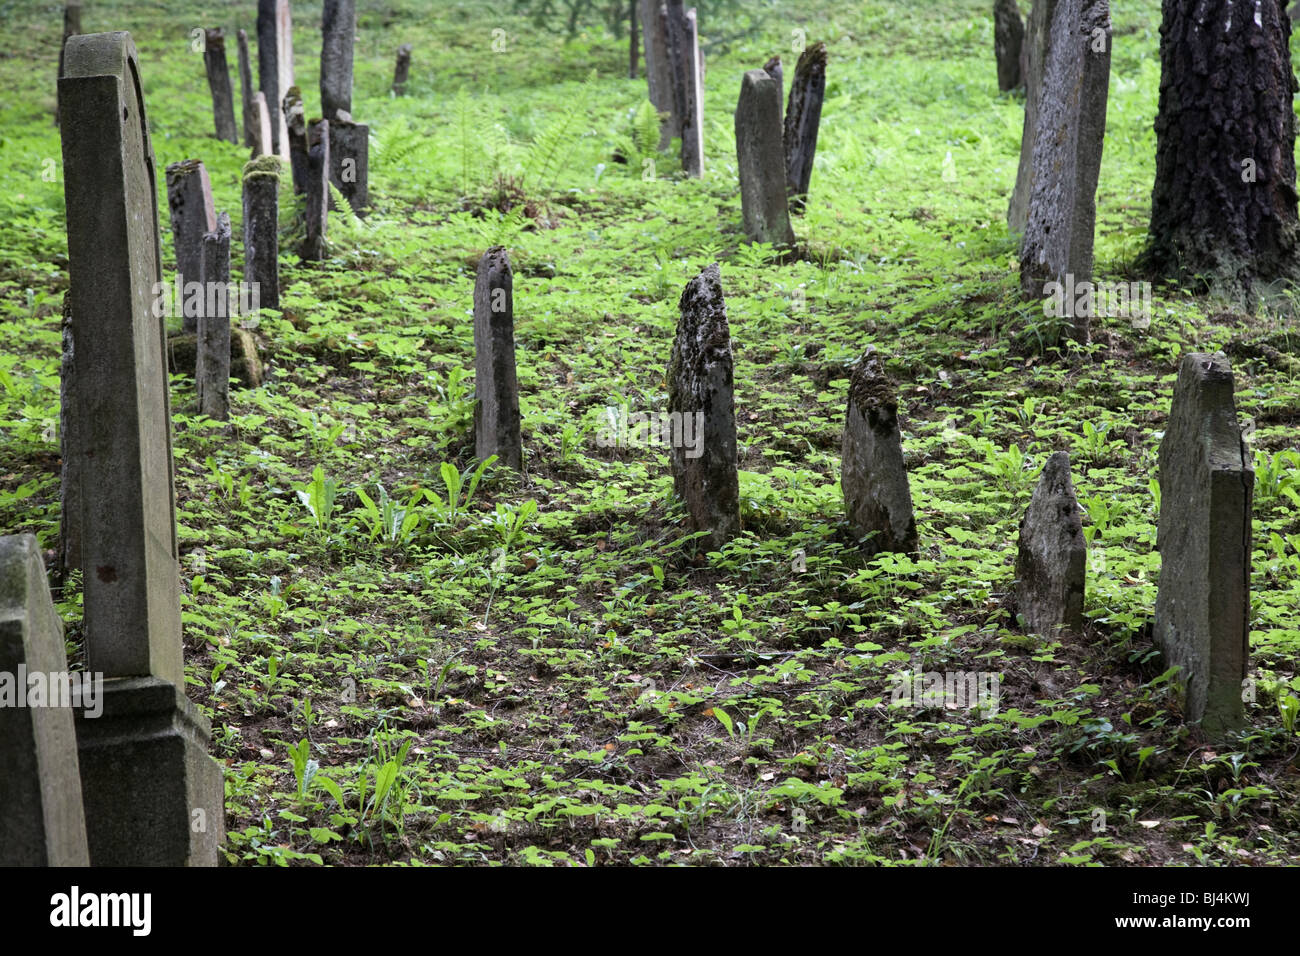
top-left (1015, 450), bottom-right (1086, 635)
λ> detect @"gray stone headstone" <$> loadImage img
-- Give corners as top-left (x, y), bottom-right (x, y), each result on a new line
top-left (165, 159), bottom-right (217, 335)
top-left (282, 86), bottom-right (308, 195)
top-left (1018, 0), bottom-right (1110, 345)
top-left (473, 247), bottom-right (523, 470)
top-left (763, 55), bottom-right (783, 129)
top-left (203, 28), bottom-right (239, 144)
top-left (842, 348), bottom-right (918, 556)
top-left (329, 117), bottom-right (369, 215)
top-left (667, 263), bottom-right (739, 550)
top-left (1014, 451), bottom-right (1085, 635)
top-left (1008, 0), bottom-right (1059, 233)
top-left (392, 43), bottom-right (412, 96)
top-left (735, 69), bottom-right (795, 246)
top-left (784, 41), bottom-right (826, 215)
top-left (1154, 352), bottom-right (1252, 735)
top-left (197, 212), bottom-right (232, 421)
top-left (321, 0), bottom-right (355, 121)
top-left (237, 29), bottom-right (257, 149)
top-left (639, 0), bottom-right (675, 148)
top-left (242, 157), bottom-right (280, 311)
top-left (665, 2), bottom-right (704, 177)
top-left (994, 0), bottom-right (1026, 92)
top-left (302, 119), bottom-right (331, 261)
top-left (58, 31), bottom-right (225, 865)
top-left (0, 534), bottom-right (90, 866)
top-left (257, 0), bottom-right (294, 159)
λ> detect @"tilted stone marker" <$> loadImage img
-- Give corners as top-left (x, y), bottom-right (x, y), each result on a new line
top-left (203, 28), bottom-right (239, 144)
top-left (473, 247), bottom-right (523, 470)
top-left (1154, 352), bottom-right (1252, 735)
top-left (283, 85), bottom-right (308, 195)
top-left (763, 55), bottom-right (783, 129)
top-left (784, 41), bottom-right (826, 215)
top-left (257, 0), bottom-right (294, 159)
top-left (842, 348), bottom-right (918, 556)
top-left (59, 31), bottom-right (225, 866)
top-left (56, 1), bottom-right (83, 126)
top-left (994, 0), bottom-right (1026, 92)
top-left (329, 115), bottom-right (370, 215)
top-left (664, 1), bottom-right (704, 177)
top-left (301, 119), bottom-right (330, 260)
top-left (392, 43), bottom-right (412, 96)
top-left (165, 159), bottom-right (216, 335)
top-left (0, 534), bottom-right (90, 866)
top-left (735, 69), bottom-right (795, 246)
top-left (197, 212), bottom-right (232, 421)
top-left (243, 156), bottom-right (280, 310)
top-left (1008, 0), bottom-right (1058, 233)
top-left (639, 0), bottom-right (675, 148)
top-left (1014, 450), bottom-right (1085, 635)
top-left (237, 29), bottom-right (257, 149)
top-left (667, 263), bottom-right (739, 550)
top-left (1018, 0), bottom-right (1110, 345)
top-left (321, 0), bottom-right (356, 121)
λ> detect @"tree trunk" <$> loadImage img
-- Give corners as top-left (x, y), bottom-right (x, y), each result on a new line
top-left (1141, 0), bottom-right (1300, 300)
top-left (629, 0), bottom-right (639, 78)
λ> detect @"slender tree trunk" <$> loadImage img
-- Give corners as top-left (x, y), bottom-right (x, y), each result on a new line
top-left (1141, 0), bottom-right (1300, 300)
top-left (629, 0), bottom-right (639, 78)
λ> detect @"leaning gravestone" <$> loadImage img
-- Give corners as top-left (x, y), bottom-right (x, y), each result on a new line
top-left (994, 0), bottom-right (1026, 92)
top-left (784, 41), bottom-right (826, 214)
top-left (237, 29), bottom-right (257, 149)
top-left (1008, 0), bottom-right (1058, 233)
top-left (1154, 353), bottom-right (1252, 735)
top-left (165, 159), bottom-right (217, 335)
top-left (735, 69), bottom-right (795, 246)
top-left (59, 30), bottom-right (225, 866)
top-left (320, 0), bottom-right (355, 121)
top-left (257, 0), bottom-right (294, 159)
top-left (329, 115), bottom-right (370, 215)
top-left (639, 0), bottom-right (675, 148)
top-left (1018, 0), bottom-right (1110, 345)
top-left (667, 263), bottom-right (739, 550)
top-left (392, 43), bottom-right (412, 96)
top-left (243, 156), bottom-right (280, 310)
top-left (665, 1), bottom-right (704, 177)
top-left (841, 348), bottom-right (918, 556)
top-left (203, 28), bottom-right (239, 144)
top-left (197, 212), bottom-right (232, 421)
top-left (1014, 450), bottom-right (1085, 634)
top-left (283, 86), bottom-right (308, 195)
top-left (0, 534), bottom-right (90, 866)
top-left (473, 247), bottom-right (523, 470)
top-left (302, 119), bottom-right (330, 260)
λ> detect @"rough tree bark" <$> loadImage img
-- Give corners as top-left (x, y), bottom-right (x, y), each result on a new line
top-left (1140, 0), bottom-right (1300, 300)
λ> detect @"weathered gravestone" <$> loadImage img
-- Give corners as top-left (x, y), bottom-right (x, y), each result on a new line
top-left (0, 534), bottom-right (90, 866)
top-left (1154, 352), bottom-right (1252, 735)
top-left (237, 29), bottom-right (257, 149)
top-left (56, 1), bottom-right (83, 126)
top-left (735, 69), bottom-right (795, 246)
top-left (842, 348), bottom-right (918, 556)
top-left (1018, 0), bottom-right (1110, 345)
top-left (667, 264), bottom-right (739, 550)
top-left (639, 0), bottom-right (675, 148)
top-left (473, 247), bottom-right (523, 470)
top-left (994, 0), bottom-right (1026, 92)
top-left (329, 116), bottom-right (370, 216)
top-left (257, 0), bottom-right (294, 159)
top-left (321, 0), bottom-right (355, 121)
top-left (59, 297), bottom-right (80, 580)
top-left (196, 212), bottom-right (232, 421)
top-left (283, 86), bottom-right (308, 195)
top-left (664, 1), bottom-right (704, 177)
top-left (243, 156), bottom-right (280, 310)
top-left (1014, 450), bottom-right (1085, 635)
top-left (59, 31), bottom-right (225, 866)
top-left (784, 41), bottom-right (826, 215)
top-left (165, 159), bottom-right (216, 335)
top-left (763, 55), bottom-right (783, 128)
top-left (203, 28), bottom-right (239, 144)
top-left (252, 91), bottom-right (273, 158)
top-left (392, 44), bottom-right (412, 96)
top-left (302, 119), bottom-right (330, 260)
top-left (1008, 0), bottom-right (1058, 233)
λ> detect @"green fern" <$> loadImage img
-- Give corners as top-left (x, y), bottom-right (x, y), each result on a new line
top-left (371, 120), bottom-right (424, 172)
top-left (521, 69), bottom-right (596, 196)
top-left (455, 88), bottom-right (479, 198)
top-left (632, 99), bottom-right (660, 158)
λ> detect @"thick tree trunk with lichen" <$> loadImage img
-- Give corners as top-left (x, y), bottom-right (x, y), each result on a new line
top-left (1141, 0), bottom-right (1300, 299)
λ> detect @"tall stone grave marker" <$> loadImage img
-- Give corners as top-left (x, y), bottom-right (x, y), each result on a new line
top-left (252, 91), bottom-right (272, 157)
top-left (257, 0), bottom-right (294, 159)
top-left (392, 44), bottom-right (412, 96)
top-left (203, 28), bottom-right (239, 144)
top-left (665, 1), bottom-right (704, 177)
top-left (197, 212), bottom-right (232, 421)
top-left (329, 116), bottom-right (370, 215)
top-left (735, 69), bottom-right (795, 246)
top-left (639, 0), bottom-right (675, 148)
top-left (165, 159), bottom-right (216, 335)
top-left (1008, 0), bottom-right (1058, 233)
top-left (321, 0), bottom-right (356, 121)
top-left (59, 31), bottom-right (225, 866)
top-left (784, 42), bottom-right (826, 214)
top-left (1155, 353), bottom-right (1252, 735)
top-left (283, 86), bottom-right (308, 195)
top-left (0, 534), bottom-right (90, 866)
top-left (667, 264), bottom-right (739, 550)
top-left (243, 156), bottom-right (280, 310)
top-left (237, 29), bottom-right (257, 149)
top-left (1015, 450), bottom-right (1085, 634)
top-left (302, 119), bottom-right (331, 260)
top-left (994, 0), bottom-right (1026, 92)
top-left (473, 247), bottom-right (523, 470)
